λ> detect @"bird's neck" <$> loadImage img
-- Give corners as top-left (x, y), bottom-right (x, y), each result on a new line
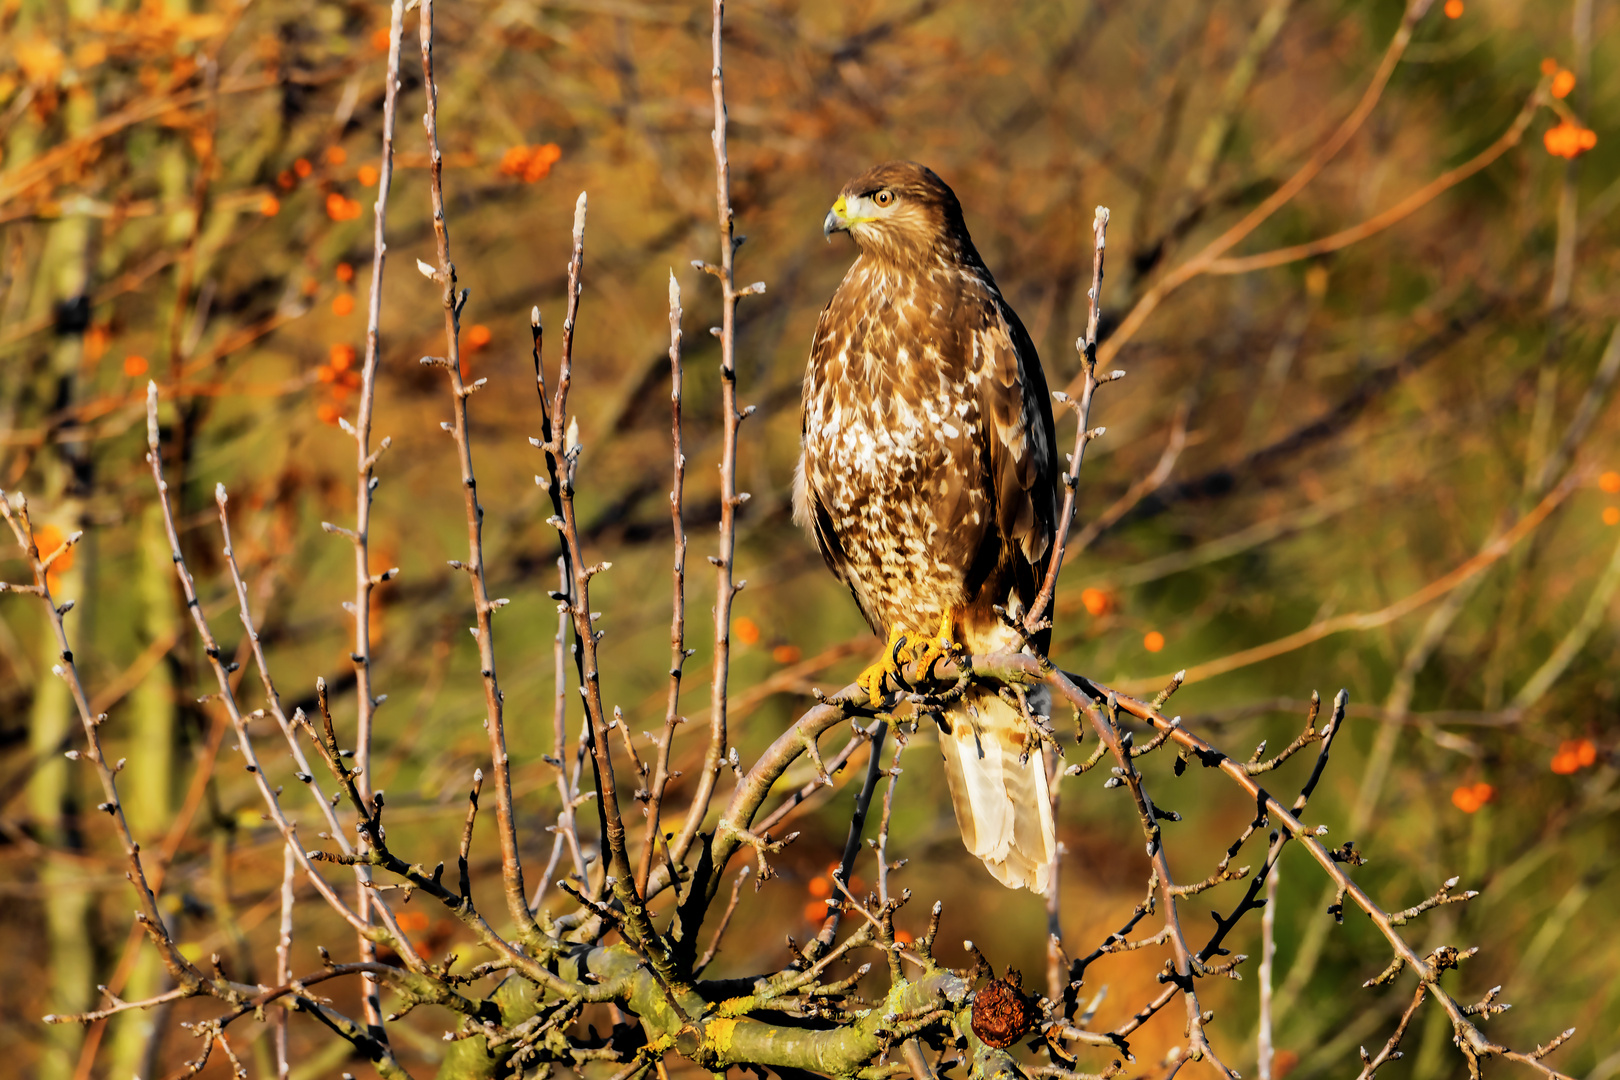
top-left (855, 235), bottom-right (982, 277)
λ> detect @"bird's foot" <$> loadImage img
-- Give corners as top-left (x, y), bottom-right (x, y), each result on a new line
top-left (855, 625), bottom-right (912, 708)
top-left (908, 608), bottom-right (962, 681)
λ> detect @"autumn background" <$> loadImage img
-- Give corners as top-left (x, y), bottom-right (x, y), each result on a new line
top-left (1, 0), bottom-right (1617, 1077)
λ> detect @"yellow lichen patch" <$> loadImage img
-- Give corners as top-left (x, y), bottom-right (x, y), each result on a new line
top-left (706, 1016), bottom-right (738, 1054)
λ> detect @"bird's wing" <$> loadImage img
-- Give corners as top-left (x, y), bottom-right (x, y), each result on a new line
top-left (973, 288), bottom-right (1059, 599)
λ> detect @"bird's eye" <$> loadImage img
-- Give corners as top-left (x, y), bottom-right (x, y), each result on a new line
top-left (873, 190), bottom-right (894, 207)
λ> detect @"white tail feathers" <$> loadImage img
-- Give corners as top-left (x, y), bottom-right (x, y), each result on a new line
top-left (937, 689), bottom-right (1056, 894)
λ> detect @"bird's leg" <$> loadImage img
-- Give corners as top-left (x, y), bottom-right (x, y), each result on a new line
top-left (907, 608), bottom-right (962, 681)
top-left (855, 625), bottom-right (912, 708)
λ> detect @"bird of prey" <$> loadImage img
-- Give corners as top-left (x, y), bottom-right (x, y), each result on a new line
top-left (794, 161), bottom-right (1060, 894)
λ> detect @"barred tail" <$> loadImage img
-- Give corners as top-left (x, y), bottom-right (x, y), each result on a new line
top-left (936, 688), bottom-right (1056, 894)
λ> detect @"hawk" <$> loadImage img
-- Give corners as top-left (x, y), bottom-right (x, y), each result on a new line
top-left (794, 161), bottom-right (1060, 893)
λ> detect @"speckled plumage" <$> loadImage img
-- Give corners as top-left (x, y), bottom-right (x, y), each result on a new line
top-left (795, 162), bottom-right (1061, 893)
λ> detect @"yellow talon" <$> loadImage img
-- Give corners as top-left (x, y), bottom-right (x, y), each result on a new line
top-left (855, 625), bottom-right (910, 707)
top-left (854, 612), bottom-right (960, 707)
top-left (909, 609), bottom-right (961, 679)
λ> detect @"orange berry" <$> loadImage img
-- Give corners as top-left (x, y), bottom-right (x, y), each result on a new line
top-left (1541, 57), bottom-right (1561, 77)
top-left (894, 929), bottom-right (913, 944)
top-left (1143, 630), bottom-right (1165, 653)
top-left (329, 343), bottom-right (357, 370)
top-left (525, 143), bottom-right (562, 183)
top-left (1600, 471), bottom-right (1620, 494)
top-left (84, 324), bottom-right (110, 362)
top-left (734, 616), bottom-right (760, 645)
top-left (1451, 785), bottom-right (1482, 813)
top-left (293, 157), bottom-right (312, 178)
top-left (803, 900), bottom-right (828, 923)
top-left (498, 146), bottom-right (531, 178)
top-left (772, 644), bottom-right (802, 665)
top-left (1470, 781), bottom-right (1494, 804)
top-left (395, 910), bottom-right (429, 932)
top-left (1551, 69), bottom-right (1576, 99)
top-left (358, 164), bottom-right (379, 186)
top-left (315, 364), bottom-right (336, 383)
top-left (807, 876), bottom-right (831, 898)
top-left (371, 26), bottom-right (392, 53)
top-left (1080, 587), bottom-right (1113, 616)
top-left (37, 526), bottom-right (71, 560)
top-left (335, 262), bottom-right (355, 283)
top-left (1443, 0), bottom-right (1462, 17)
top-left (332, 294), bottom-right (355, 317)
top-left (325, 193), bottom-right (363, 222)
top-left (33, 524), bottom-right (74, 576)
top-left (1604, 507), bottom-right (1620, 527)
top-left (466, 323), bottom-right (492, 349)
top-left (498, 143), bottom-right (562, 183)
top-left (259, 194), bottom-right (280, 216)
top-left (1575, 738), bottom-right (1597, 767)
top-left (276, 170), bottom-right (296, 190)
top-left (1551, 749), bottom-right (1579, 775)
top-left (325, 145), bottom-right (347, 166)
top-left (1545, 121), bottom-right (1597, 159)
top-left (123, 354), bottom-right (148, 377)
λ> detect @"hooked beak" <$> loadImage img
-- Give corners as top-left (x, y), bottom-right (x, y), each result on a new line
top-left (823, 195), bottom-right (849, 241)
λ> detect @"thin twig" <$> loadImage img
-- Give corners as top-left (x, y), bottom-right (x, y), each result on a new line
top-left (1087, 694), bottom-right (1233, 1076)
top-left (1257, 849), bottom-right (1279, 1080)
top-left (416, 0), bottom-right (541, 942)
top-left (673, 0), bottom-right (763, 864)
top-left (345, 0), bottom-right (406, 1034)
top-left (639, 272), bottom-right (689, 893)
top-left (1028, 206), bottom-right (1112, 633)
top-left (873, 729), bottom-right (909, 907)
top-left (1354, 986), bottom-right (1427, 1080)
top-left (693, 866), bottom-right (752, 976)
top-left (273, 841), bottom-right (295, 1078)
top-left (812, 721), bottom-right (889, 955)
top-left (0, 494), bottom-right (198, 983)
top-left (533, 557), bottom-right (586, 912)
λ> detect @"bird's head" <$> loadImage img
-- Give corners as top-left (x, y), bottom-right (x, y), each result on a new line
top-left (823, 161), bottom-right (972, 265)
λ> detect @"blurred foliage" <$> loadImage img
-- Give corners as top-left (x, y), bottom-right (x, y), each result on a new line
top-left (1, 0), bottom-right (1618, 1077)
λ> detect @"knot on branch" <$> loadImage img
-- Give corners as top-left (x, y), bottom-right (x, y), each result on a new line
top-left (1425, 944), bottom-right (1477, 976)
top-left (1328, 841), bottom-right (1366, 866)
